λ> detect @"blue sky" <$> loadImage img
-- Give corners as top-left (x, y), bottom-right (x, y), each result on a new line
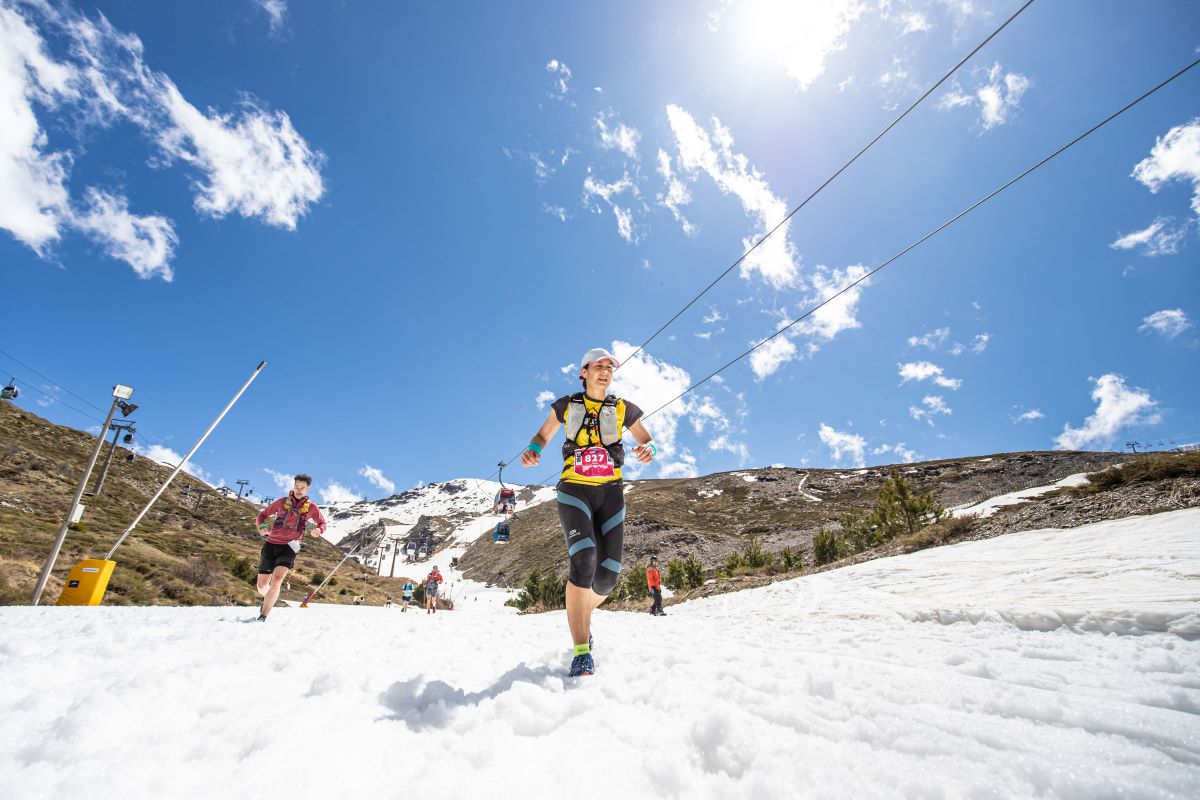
top-left (2, 0), bottom-right (1198, 503)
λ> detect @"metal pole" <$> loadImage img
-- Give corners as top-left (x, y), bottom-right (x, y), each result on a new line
top-left (301, 544), bottom-right (362, 607)
top-left (389, 540), bottom-right (399, 578)
top-left (105, 361), bottom-right (266, 560)
top-left (92, 424), bottom-right (124, 496)
top-left (31, 397), bottom-right (120, 605)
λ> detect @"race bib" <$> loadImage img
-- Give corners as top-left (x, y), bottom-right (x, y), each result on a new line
top-left (574, 446), bottom-right (615, 478)
top-left (288, 539), bottom-right (301, 553)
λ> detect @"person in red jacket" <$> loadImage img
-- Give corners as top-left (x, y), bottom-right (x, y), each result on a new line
top-left (253, 474), bottom-right (327, 621)
top-left (646, 555), bottom-right (664, 616)
top-left (425, 565), bottom-right (445, 614)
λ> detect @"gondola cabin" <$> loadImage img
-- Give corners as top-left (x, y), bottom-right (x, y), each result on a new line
top-left (492, 520), bottom-right (511, 544)
top-left (493, 488), bottom-right (517, 515)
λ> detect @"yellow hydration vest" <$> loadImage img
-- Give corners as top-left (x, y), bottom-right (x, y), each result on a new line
top-left (560, 393), bottom-right (629, 486)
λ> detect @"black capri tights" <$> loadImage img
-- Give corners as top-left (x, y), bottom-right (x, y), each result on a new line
top-left (556, 481), bottom-right (626, 596)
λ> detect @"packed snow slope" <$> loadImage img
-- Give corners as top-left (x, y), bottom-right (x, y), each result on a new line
top-left (3, 509), bottom-right (1198, 799)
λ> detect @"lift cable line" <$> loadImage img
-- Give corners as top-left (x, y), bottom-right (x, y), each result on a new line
top-left (517, 55), bottom-right (1200, 489)
top-left (635, 56), bottom-right (1200, 424)
top-left (479, 0), bottom-right (1039, 489)
top-left (617, 0), bottom-right (1038, 370)
top-left (0, 347), bottom-right (111, 416)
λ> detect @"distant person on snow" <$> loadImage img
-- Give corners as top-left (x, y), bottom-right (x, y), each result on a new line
top-left (425, 566), bottom-right (444, 614)
top-left (521, 347), bottom-right (656, 677)
top-left (401, 579), bottom-right (415, 612)
top-left (254, 474), bottom-right (327, 622)
top-left (647, 556), bottom-right (665, 616)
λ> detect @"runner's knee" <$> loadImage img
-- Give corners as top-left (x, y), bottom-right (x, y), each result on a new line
top-left (591, 560), bottom-right (620, 596)
top-left (568, 544), bottom-right (597, 588)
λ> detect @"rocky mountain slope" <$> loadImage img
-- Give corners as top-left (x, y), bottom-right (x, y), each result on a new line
top-left (0, 401), bottom-right (395, 606)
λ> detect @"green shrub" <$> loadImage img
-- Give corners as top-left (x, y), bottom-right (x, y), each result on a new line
top-left (812, 528), bottom-right (845, 566)
top-left (1074, 452), bottom-right (1200, 494)
top-left (742, 535), bottom-right (775, 569)
top-left (779, 547), bottom-right (804, 571)
top-left (610, 572), bottom-right (649, 603)
top-left (683, 555), bottom-right (703, 588)
top-left (901, 515), bottom-right (976, 551)
top-left (173, 555), bottom-right (221, 587)
top-left (723, 551), bottom-right (744, 576)
top-left (665, 558), bottom-right (687, 590)
top-left (509, 569), bottom-right (568, 612)
top-left (68, 522), bottom-right (88, 533)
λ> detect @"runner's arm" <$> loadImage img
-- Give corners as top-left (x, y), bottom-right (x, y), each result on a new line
top-left (521, 410), bottom-right (562, 467)
top-left (310, 504), bottom-right (327, 538)
top-left (256, 498), bottom-right (284, 531)
top-left (629, 420), bottom-right (656, 463)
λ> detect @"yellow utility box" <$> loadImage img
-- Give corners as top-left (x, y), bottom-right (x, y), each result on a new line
top-left (57, 559), bottom-right (116, 606)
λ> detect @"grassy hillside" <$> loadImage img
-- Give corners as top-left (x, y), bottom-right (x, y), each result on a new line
top-left (0, 401), bottom-right (410, 607)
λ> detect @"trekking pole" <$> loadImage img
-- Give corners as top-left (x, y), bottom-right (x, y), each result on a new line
top-left (105, 361), bottom-right (267, 560)
top-left (301, 543), bottom-right (362, 607)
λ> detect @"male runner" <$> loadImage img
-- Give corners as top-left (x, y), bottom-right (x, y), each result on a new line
top-left (253, 474), bottom-right (327, 621)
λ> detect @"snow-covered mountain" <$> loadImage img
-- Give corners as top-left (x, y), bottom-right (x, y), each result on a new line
top-left (4, 508), bottom-right (1196, 797)
top-left (320, 478), bottom-right (557, 577)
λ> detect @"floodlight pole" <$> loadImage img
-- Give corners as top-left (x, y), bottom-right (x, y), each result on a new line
top-left (105, 361), bottom-right (266, 560)
top-left (92, 422), bottom-right (136, 497)
top-left (31, 392), bottom-right (123, 605)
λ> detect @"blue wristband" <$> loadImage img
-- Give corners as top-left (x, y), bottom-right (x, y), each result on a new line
top-left (526, 442), bottom-right (543, 455)
top-left (647, 442), bottom-right (657, 457)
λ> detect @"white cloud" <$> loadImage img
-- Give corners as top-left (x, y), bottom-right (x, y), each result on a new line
top-left (655, 149), bottom-right (696, 236)
top-left (665, 105), bottom-right (799, 288)
top-left (748, 333), bottom-right (798, 381)
top-left (909, 394), bottom-right (952, 424)
top-left (796, 264), bottom-right (870, 343)
top-left (595, 111), bottom-right (640, 160)
top-left (255, 0), bottom-right (287, 35)
top-left (970, 333), bottom-right (990, 354)
top-left (0, 3), bottom-right (73, 253)
top-left (262, 467), bottom-right (294, 492)
top-left (155, 86), bottom-right (325, 229)
top-left (940, 62), bottom-right (1030, 131)
top-left (1013, 408), bottom-right (1044, 423)
top-left (583, 173), bottom-right (638, 243)
top-left (1139, 308), bottom-right (1192, 340)
top-left (908, 327), bottom-right (950, 349)
top-left (898, 361), bottom-right (962, 390)
top-left (711, 0), bottom-right (865, 91)
top-left (137, 443), bottom-right (210, 483)
top-left (899, 11), bottom-right (931, 34)
top-left (320, 481), bottom-right (360, 504)
top-left (535, 390), bottom-right (556, 409)
top-left (690, 396), bottom-right (727, 435)
top-left (0, 2), bottom-right (323, 277)
top-left (818, 423), bottom-right (866, 468)
top-left (73, 189), bottom-right (177, 280)
top-left (610, 340), bottom-right (718, 480)
top-left (1110, 217), bottom-right (1189, 256)
top-left (1054, 374), bottom-right (1161, 450)
top-left (709, 434), bottom-right (750, 464)
top-left (873, 442), bottom-right (919, 463)
top-left (702, 307), bottom-right (728, 324)
top-left (543, 204), bottom-right (568, 222)
top-left (1132, 117), bottom-right (1200, 217)
top-left (545, 59), bottom-right (572, 98)
top-left (358, 465), bottom-right (395, 495)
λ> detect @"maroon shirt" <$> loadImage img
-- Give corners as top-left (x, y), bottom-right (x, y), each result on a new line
top-left (256, 492), bottom-right (327, 544)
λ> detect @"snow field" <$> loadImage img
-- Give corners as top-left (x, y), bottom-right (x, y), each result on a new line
top-left (1, 509), bottom-right (1197, 798)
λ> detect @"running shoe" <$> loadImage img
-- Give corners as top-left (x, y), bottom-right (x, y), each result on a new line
top-left (568, 652), bottom-right (594, 677)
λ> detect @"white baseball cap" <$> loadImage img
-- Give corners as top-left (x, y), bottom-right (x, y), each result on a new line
top-left (581, 347), bottom-right (620, 368)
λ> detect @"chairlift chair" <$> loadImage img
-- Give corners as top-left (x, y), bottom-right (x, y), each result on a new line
top-left (417, 546), bottom-right (428, 558)
top-left (1, 379), bottom-right (18, 400)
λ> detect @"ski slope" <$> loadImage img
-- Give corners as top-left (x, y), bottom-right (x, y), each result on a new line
top-left (2, 509), bottom-right (1198, 798)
